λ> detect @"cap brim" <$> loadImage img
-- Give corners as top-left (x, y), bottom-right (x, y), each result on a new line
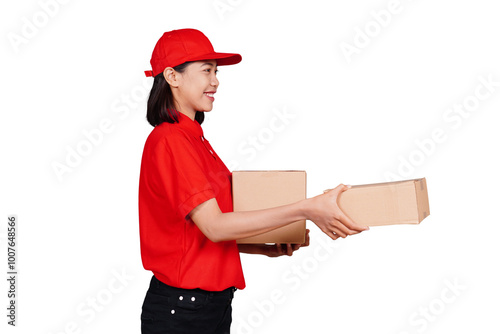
top-left (191, 52), bottom-right (242, 66)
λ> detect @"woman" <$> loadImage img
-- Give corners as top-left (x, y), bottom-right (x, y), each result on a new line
top-left (139, 28), bottom-right (368, 334)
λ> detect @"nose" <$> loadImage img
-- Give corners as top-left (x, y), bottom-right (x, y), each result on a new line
top-left (211, 73), bottom-right (219, 88)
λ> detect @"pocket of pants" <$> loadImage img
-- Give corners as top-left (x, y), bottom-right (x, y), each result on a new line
top-left (142, 289), bottom-right (210, 318)
top-left (142, 290), bottom-right (230, 333)
top-left (173, 292), bottom-right (209, 312)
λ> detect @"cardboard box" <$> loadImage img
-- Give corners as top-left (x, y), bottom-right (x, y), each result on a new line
top-left (232, 171), bottom-right (306, 244)
top-left (337, 178), bottom-right (430, 227)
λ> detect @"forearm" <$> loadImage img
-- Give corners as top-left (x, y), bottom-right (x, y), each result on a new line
top-left (190, 184), bottom-right (368, 243)
top-left (191, 198), bottom-right (310, 243)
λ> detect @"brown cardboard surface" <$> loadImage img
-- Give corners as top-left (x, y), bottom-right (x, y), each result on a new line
top-left (232, 171), bottom-right (306, 244)
top-left (337, 178), bottom-right (430, 227)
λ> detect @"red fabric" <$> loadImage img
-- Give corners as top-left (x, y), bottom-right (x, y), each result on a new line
top-left (139, 113), bottom-right (245, 291)
top-left (146, 28), bottom-right (242, 77)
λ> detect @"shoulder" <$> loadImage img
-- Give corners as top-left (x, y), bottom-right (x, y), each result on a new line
top-left (146, 122), bottom-right (191, 145)
top-left (143, 122), bottom-right (196, 157)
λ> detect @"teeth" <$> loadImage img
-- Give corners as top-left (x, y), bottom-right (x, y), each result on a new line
top-left (205, 93), bottom-right (214, 97)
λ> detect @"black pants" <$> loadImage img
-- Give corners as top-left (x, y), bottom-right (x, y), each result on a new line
top-left (141, 276), bottom-right (235, 334)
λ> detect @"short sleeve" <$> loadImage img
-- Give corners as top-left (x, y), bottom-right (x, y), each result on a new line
top-left (146, 132), bottom-right (216, 219)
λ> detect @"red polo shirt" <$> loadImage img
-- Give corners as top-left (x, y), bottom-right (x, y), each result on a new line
top-left (139, 113), bottom-right (245, 291)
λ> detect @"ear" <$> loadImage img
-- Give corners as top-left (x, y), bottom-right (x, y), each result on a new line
top-left (163, 67), bottom-right (179, 87)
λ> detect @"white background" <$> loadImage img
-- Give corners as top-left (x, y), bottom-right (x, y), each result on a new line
top-left (1, 0), bottom-right (499, 333)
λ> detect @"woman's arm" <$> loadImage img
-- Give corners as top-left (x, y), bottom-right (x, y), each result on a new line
top-left (189, 184), bottom-right (368, 243)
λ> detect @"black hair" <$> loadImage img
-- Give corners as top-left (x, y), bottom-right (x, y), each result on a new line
top-left (146, 62), bottom-right (205, 126)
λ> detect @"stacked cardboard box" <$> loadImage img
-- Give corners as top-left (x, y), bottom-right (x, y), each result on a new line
top-left (338, 178), bottom-right (430, 227)
top-left (232, 171), bottom-right (430, 244)
top-left (232, 171), bottom-right (306, 244)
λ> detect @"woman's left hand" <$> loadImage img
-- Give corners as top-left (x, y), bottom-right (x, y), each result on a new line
top-left (239, 229), bottom-right (310, 257)
top-left (267, 229), bottom-right (310, 257)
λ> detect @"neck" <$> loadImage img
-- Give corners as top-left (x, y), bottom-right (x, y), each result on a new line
top-left (179, 109), bottom-right (196, 121)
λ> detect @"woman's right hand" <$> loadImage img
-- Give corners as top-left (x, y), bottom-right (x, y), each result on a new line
top-left (304, 184), bottom-right (369, 240)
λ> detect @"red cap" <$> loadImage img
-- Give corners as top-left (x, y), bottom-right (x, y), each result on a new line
top-left (145, 29), bottom-right (242, 77)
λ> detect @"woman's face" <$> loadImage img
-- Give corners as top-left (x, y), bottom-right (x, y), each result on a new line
top-left (172, 60), bottom-right (219, 119)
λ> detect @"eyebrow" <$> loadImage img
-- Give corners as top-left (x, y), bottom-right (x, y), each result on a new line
top-left (200, 62), bottom-right (217, 67)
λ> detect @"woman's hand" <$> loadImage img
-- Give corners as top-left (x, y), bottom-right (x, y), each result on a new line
top-left (239, 229), bottom-right (310, 257)
top-left (266, 228), bottom-right (310, 257)
top-left (304, 184), bottom-right (368, 240)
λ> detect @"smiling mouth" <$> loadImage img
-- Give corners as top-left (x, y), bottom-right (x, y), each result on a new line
top-left (204, 92), bottom-right (215, 98)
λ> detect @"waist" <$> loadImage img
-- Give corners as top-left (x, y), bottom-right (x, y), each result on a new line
top-left (149, 275), bottom-right (236, 302)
